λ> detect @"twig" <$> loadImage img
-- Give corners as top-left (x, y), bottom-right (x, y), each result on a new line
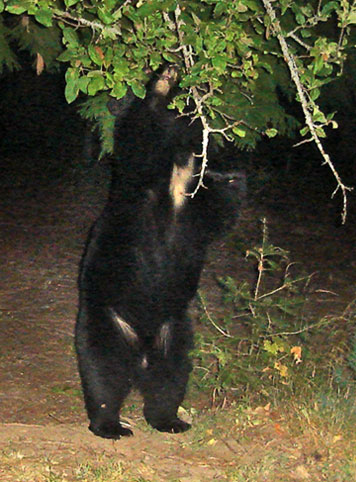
top-left (198, 293), bottom-right (232, 338)
top-left (262, 318), bottom-right (332, 338)
top-left (53, 10), bottom-right (121, 36)
top-left (253, 218), bottom-right (268, 301)
top-left (287, 33), bottom-right (312, 51)
top-left (173, 7), bottom-right (221, 196)
top-left (173, 6), bottom-right (211, 195)
top-left (256, 275), bottom-right (313, 301)
top-left (1, 423), bottom-right (43, 427)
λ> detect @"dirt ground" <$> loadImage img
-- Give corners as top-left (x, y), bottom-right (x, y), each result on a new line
top-left (0, 160), bottom-right (355, 481)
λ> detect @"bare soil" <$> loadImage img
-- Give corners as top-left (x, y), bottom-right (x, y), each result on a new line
top-left (0, 161), bottom-right (355, 481)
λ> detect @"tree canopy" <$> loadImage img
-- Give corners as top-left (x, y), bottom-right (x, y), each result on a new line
top-left (1, 0), bottom-right (355, 218)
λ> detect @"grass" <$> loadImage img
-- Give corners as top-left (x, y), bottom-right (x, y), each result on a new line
top-left (1, 392), bottom-right (356, 481)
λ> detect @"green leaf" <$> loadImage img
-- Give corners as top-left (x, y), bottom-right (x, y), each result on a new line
top-left (172, 98), bottom-right (185, 113)
top-left (57, 49), bottom-right (74, 62)
top-left (162, 52), bottom-right (180, 63)
top-left (78, 76), bottom-right (90, 94)
top-left (105, 0), bottom-right (117, 10)
top-left (236, 3), bottom-right (248, 13)
top-left (259, 61), bottom-right (273, 74)
top-left (346, 11), bottom-right (356, 24)
top-left (130, 80), bottom-right (146, 99)
top-left (137, 1), bottom-right (160, 18)
top-left (264, 339), bottom-right (284, 356)
top-left (65, 79), bottom-right (79, 103)
top-left (0, 1), bottom-right (4, 13)
top-left (309, 88), bottom-right (320, 101)
top-left (103, 47), bottom-right (113, 68)
top-left (112, 57), bottom-right (129, 79)
top-left (312, 108), bottom-right (326, 123)
top-left (313, 56), bottom-right (324, 74)
top-left (315, 127), bottom-right (326, 138)
top-left (321, 1), bottom-right (338, 17)
top-left (280, 0), bottom-right (290, 15)
top-left (64, 0), bottom-right (80, 6)
top-left (35, 8), bottom-right (53, 27)
top-left (212, 55), bottom-right (227, 73)
top-left (111, 81), bottom-right (128, 99)
top-left (233, 126), bottom-right (246, 138)
top-left (149, 52), bottom-right (162, 70)
top-left (265, 128), bottom-right (278, 138)
top-left (65, 67), bottom-right (79, 81)
top-left (88, 75), bottom-right (106, 96)
top-left (62, 27), bottom-right (80, 48)
top-left (98, 6), bottom-right (115, 25)
top-left (211, 96), bottom-right (222, 106)
top-left (300, 29), bottom-right (311, 38)
top-left (132, 46), bottom-right (147, 61)
top-left (6, 1), bottom-right (29, 14)
top-left (295, 13), bottom-right (305, 25)
top-left (214, 2), bottom-right (227, 16)
top-left (101, 26), bottom-right (118, 40)
top-left (105, 72), bottom-right (115, 88)
top-left (88, 44), bottom-right (104, 66)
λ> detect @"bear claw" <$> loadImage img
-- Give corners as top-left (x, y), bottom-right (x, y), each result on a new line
top-left (89, 421), bottom-right (133, 439)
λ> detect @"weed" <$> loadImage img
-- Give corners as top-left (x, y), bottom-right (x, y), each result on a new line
top-left (51, 385), bottom-right (81, 398)
top-left (75, 461), bottom-right (125, 481)
top-left (192, 219), bottom-right (356, 406)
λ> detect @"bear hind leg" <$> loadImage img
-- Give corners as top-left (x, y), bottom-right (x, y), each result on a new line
top-left (86, 381), bottom-right (133, 439)
top-left (138, 323), bottom-right (191, 433)
top-left (141, 359), bottom-right (191, 433)
top-left (76, 307), bottom-right (135, 439)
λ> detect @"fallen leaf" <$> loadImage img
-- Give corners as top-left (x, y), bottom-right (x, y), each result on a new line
top-left (294, 464), bottom-right (311, 480)
top-left (207, 438), bottom-right (217, 446)
top-left (274, 422), bottom-right (284, 436)
top-left (291, 346), bottom-right (302, 364)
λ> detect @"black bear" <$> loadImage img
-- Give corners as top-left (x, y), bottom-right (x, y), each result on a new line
top-left (75, 66), bottom-right (240, 439)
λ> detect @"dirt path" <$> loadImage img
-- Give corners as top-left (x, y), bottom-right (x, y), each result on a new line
top-left (0, 163), bottom-right (355, 481)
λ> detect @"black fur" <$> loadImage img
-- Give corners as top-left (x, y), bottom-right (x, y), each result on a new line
top-left (75, 66), bottom-right (240, 439)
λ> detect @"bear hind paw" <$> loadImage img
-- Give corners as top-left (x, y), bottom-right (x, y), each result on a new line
top-left (89, 420), bottom-right (133, 439)
top-left (154, 417), bottom-right (191, 434)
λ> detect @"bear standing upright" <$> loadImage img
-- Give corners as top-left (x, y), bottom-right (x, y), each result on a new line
top-left (75, 66), bottom-right (239, 439)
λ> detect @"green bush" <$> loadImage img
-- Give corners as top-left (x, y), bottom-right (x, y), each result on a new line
top-left (192, 220), bottom-right (356, 405)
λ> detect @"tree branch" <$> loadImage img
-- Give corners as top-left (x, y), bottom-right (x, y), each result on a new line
top-left (53, 10), bottom-right (121, 36)
top-left (173, 6), bottom-right (245, 198)
top-left (262, 0), bottom-right (352, 223)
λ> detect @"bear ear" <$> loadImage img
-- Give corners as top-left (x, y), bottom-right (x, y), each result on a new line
top-left (153, 65), bottom-right (179, 97)
top-left (107, 98), bottom-right (122, 116)
top-left (107, 90), bottom-right (136, 117)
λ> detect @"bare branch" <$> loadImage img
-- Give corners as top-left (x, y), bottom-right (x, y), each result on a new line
top-left (162, 11), bottom-right (176, 32)
top-left (53, 10), bottom-right (121, 36)
top-left (173, 6), bottom-right (212, 196)
top-left (189, 120), bottom-right (210, 197)
top-left (262, 318), bottom-right (331, 338)
top-left (287, 32), bottom-right (312, 51)
top-left (198, 293), bottom-right (232, 338)
top-left (262, 0), bottom-right (353, 223)
top-left (173, 7), bottom-right (247, 197)
top-left (292, 137), bottom-right (314, 148)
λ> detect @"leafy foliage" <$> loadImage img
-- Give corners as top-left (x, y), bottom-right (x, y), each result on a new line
top-left (1, 0), bottom-right (355, 152)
